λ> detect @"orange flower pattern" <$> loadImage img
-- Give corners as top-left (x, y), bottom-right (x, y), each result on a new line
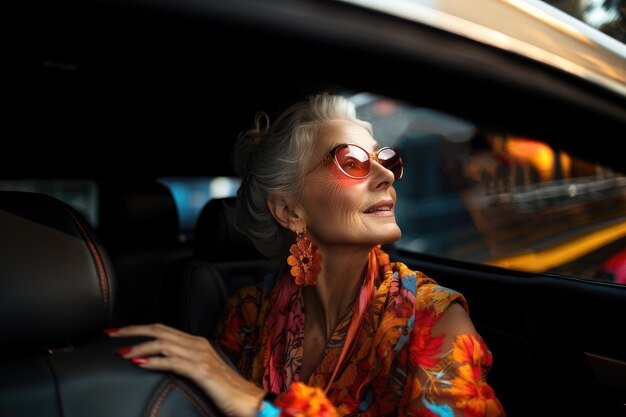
top-left (215, 247), bottom-right (505, 416)
top-left (287, 235), bottom-right (322, 286)
top-left (275, 381), bottom-right (338, 417)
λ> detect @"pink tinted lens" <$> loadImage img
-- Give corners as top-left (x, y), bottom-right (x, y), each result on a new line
top-left (334, 145), bottom-right (371, 178)
top-left (378, 148), bottom-right (403, 180)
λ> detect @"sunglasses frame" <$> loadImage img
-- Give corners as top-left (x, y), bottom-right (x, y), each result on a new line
top-left (306, 143), bottom-right (403, 180)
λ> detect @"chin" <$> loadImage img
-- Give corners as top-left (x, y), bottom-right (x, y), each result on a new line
top-left (376, 225), bottom-right (402, 245)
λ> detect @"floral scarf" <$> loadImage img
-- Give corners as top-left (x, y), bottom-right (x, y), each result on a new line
top-left (216, 246), bottom-right (505, 416)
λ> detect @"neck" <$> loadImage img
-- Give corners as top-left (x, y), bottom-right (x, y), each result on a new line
top-left (302, 245), bottom-right (371, 340)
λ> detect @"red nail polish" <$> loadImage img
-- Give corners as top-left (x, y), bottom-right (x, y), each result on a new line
top-left (131, 357), bottom-right (149, 365)
top-left (115, 347), bottom-right (132, 357)
top-left (103, 328), bottom-right (119, 335)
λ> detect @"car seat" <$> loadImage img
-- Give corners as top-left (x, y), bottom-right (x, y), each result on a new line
top-left (159, 196), bottom-right (281, 340)
top-left (0, 191), bottom-right (220, 417)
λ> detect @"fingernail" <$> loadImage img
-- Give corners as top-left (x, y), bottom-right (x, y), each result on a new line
top-left (115, 347), bottom-right (132, 357)
top-left (131, 357), bottom-right (149, 365)
top-left (103, 328), bottom-right (119, 335)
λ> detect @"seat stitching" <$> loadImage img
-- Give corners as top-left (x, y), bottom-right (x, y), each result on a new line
top-left (65, 207), bottom-right (112, 322)
top-left (147, 380), bottom-right (174, 417)
top-left (47, 195), bottom-right (112, 323)
top-left (172, 383), bottom-right (212, 417)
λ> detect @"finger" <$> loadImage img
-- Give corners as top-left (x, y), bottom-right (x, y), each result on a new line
top-left (128, 351), bottom-right (265, 417)
top-left (133, 354), bottom-right (242, 393)
top-left (106, 323), bottom-right (192, 341)
top-left (122, 337), bottom-right (212, 361)
top-left (132, 354), bottom-right (189, 372)
top-left (131, 354), bottom-right (211, 383)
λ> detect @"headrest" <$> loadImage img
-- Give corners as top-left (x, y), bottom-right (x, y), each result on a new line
top-left (193, 197), bottom-right (265, 261)
top-left (0, 191), bottom-right (115, 351)
top-left (98, 181), bottom-right (179, 248)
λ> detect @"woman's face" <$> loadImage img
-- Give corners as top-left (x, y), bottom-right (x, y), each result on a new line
top-left (300, 119), bottom-right (401, 250)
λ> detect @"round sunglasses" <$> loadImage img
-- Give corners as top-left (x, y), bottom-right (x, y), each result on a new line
top-left (306, 143), bottom-right (403, 180)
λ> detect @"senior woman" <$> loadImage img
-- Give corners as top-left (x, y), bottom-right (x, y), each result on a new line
top-left (106, 92), bottom-right (505, 417)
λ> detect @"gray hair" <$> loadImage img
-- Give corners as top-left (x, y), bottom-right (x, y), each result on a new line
top-left (233, 92), bottom-right (372, 258)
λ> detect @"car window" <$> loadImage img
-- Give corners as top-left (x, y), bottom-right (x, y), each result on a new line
top-left (0, 179), bottom-right (98, 227)
top-left (157, 176), bottom-right (241, 241)
top-left (541, 0), bottom-right (625, 45)
top-left (349, 92), bottom-right (626, 285)
top-left (0, 178), bottom-right (243, 243)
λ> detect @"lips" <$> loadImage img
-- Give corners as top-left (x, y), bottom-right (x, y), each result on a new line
top-left (364, 199), bottom-right (394, 214)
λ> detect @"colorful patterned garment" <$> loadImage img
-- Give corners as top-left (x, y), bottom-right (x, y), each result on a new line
top-left (215, 247), bottom-right (505, 417)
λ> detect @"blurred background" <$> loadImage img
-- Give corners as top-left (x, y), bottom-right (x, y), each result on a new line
top-left (543, 0), bottom-right (625, 43)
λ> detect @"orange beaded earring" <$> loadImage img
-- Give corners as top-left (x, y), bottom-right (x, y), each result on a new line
top-left (287, 228), bottom-right (322, 286)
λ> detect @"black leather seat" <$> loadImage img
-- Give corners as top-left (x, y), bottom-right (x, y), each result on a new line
top-left (0, 191), bottom-right (220, 417)
top-left (160, 197), bottom-right (282, 340)
top-left (98, 180), bottom-right (193, 326)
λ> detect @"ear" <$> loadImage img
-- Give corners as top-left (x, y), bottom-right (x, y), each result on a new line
top-left (267, 194), bottom-right (304, 232)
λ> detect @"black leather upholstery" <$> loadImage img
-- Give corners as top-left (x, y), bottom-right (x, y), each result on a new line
top-left (0, 191), bottom-right (115, 351)
top-left (98, 181), bottom-right (193, 326)
top-left (98, 181), bottom-right (180, 248)
top-left (0, 191), bottom-right (220, 417)
top-left (160, 197), bottom-right (281, 340)
top-left (192, 197), bottom-right (265, 261)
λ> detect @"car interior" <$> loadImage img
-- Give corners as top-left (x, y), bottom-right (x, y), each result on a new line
top-left (3, 0), bottom-right (626, 416)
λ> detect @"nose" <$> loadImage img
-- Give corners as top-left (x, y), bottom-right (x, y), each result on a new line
top-left (369, 158), bottom-right (395, 190)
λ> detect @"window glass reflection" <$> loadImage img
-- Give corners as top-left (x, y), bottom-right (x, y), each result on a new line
top-left (350, 92), bottom-right (626, 285)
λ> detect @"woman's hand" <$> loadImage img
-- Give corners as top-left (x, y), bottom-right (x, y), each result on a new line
top-left (106, 323), bottom-right (265, 417)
